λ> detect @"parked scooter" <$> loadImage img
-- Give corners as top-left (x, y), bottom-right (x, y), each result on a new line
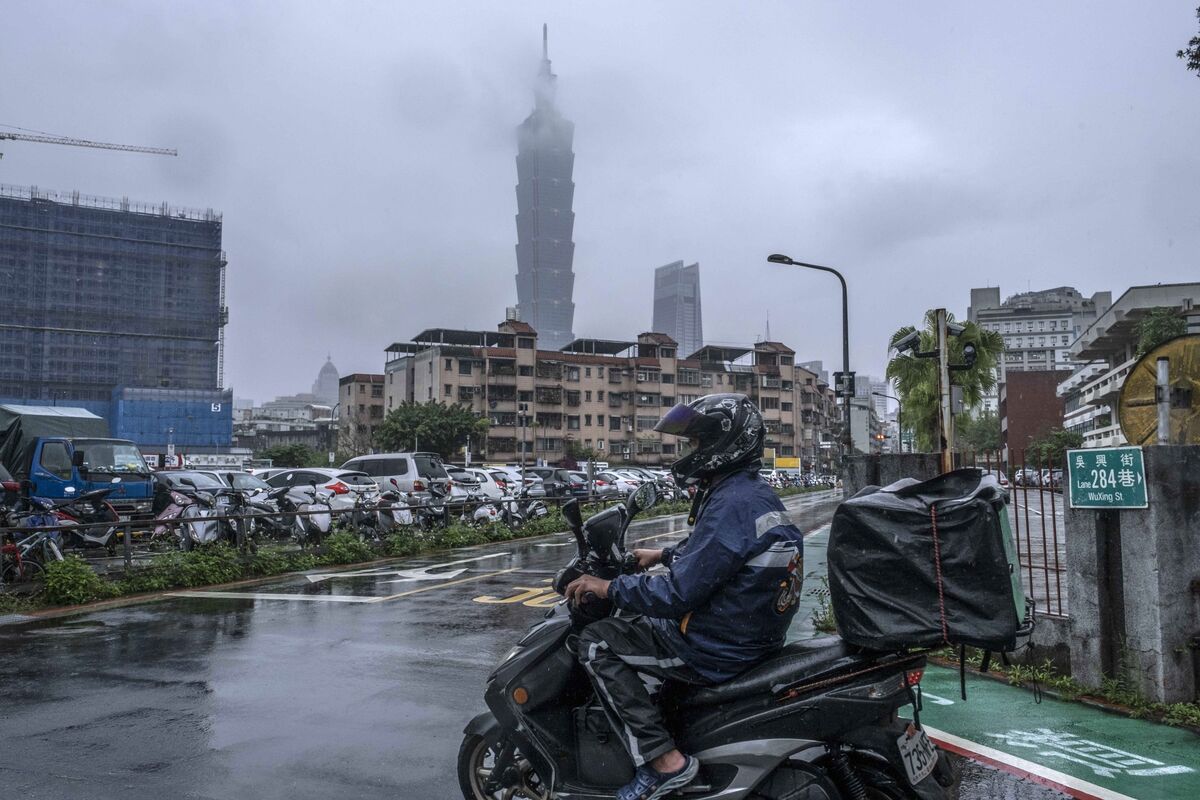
top-left (152, 479), bottom-right (223, 550)
top-left (497, 485), bottom-right (549, 530)
top-left (458, 484), bottom-right (958, 800)
top-left (408, 481), bottom-right (450, 530)
top-left (53, 487), bottom-right (122, 555)
top-left (270, 483), bottom-right (333, 547)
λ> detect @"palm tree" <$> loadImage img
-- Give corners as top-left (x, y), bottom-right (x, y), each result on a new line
top-left (886, 310), bottom-right (1004, 452)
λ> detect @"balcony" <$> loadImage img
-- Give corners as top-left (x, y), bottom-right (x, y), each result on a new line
top-left (488, 363), bottom-right (517, 378)
top-left (487, 385), bottom-right (517, 402)
top-left (457, 387), bottom-right (477, 403)
top-left (608, 371), bottom-right (625, 385)
top-left (536, 363), bottom-right (563, 380)
top-left (635, 393), bottom-right (660, 407)
top-left (761, 376), bottom-right (781, 389)
top-left (536, 387), bottom-right (563, 405)
top-left (608, 395), bottom-right (626, 408)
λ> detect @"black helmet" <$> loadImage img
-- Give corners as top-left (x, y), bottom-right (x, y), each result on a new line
top-left (655, 393), bottom-right (765, 487)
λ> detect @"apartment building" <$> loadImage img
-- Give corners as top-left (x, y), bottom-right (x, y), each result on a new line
top-left (1058, 283), bottom-right (1200, 448)
top-left (339, 373), bottom-right (385, 453)
top-left (384, 321), bottom-right (838, 470)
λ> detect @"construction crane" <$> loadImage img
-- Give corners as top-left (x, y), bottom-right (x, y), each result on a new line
top-left (0, 129), bottom-right (176, 159)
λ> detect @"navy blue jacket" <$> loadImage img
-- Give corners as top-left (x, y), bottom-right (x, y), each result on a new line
top-left (607, 468), bottom-right (805, 681)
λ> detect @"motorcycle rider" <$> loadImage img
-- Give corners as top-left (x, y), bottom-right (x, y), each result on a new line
top-left (564, 393), bottom-right (806, 800)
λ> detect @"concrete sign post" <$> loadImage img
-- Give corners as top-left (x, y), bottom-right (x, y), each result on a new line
top-left (1066, 446), bottom-right (1147, 509)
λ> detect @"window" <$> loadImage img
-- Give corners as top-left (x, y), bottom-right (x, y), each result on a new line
top-left (519, 365), bottom-right (533, 376)
top-left (597, 367), bottom-right (604, 378)
top-left (459, 360), bottom-right (472, 375)
top-left (567, 416), bottom-right (581, 430)
top-left (662, 348), bottom-right (675, 358)
top-left (597, 439), bottom-right (605, 450)
top-left (609, 416), bottom-right (622, 431)
top-left (661, 373), bottom-right (674, 384)
top-left (519, 390), bottom-right (533, 402)
top-left (662, 443), bottom-right (676, 455)
top-left (585, 390), bottom-right (592, 401)
top-left (445, 358), bottom-right (453, 370)
top-left (584, 414), bottom-right (592, 426)
top-left (597, 391), bottom-right (605, 401)
top-left (518, 337), bottom-right (534, 350)
top-left (39, 441), bottom-right (72, 479)
top-left (585, 368), bottom-right (591, 377)
top-left (444, 384), bottom-right (452, 397)
top-left (782, 402), bottom-right (793, 412)
top-left (760, 397), bottom-right (779, 410)
top-left (359, 384), bottom-right (365, 394)
top-left (566, 366), bottom-right (580, 382)
top-left (371, 385), bottom-right (383, 398)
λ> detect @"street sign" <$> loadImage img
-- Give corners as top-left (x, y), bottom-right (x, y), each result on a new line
top-left (833, 370), bottom-right (857, 398)
top-left (1066, 446), bottom-right (1147, 509)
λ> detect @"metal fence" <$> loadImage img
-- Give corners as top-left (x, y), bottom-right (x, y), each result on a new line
top-left (966, 450), bottom-right (1067, 618)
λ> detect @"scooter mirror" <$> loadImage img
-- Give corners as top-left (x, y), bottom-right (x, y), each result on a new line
top-left (627, 483), bottom-right (658, 517)
top-left (562, 498), bottom-right (583, 531)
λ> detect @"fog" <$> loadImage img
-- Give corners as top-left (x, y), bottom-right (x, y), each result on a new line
top-left (3, 2), bottom-right (1198, 400)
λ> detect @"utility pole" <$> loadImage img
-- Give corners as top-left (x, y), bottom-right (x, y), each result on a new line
top-left (936, 309), bottom-right (955, 474)
top-left (518, 402), bottom-right (529, 473)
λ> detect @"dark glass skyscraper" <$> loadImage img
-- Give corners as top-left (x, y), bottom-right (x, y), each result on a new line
top-left (514, 25), bottom-right (576, 349)
top-left (653, 260), bottom-right (704, 358)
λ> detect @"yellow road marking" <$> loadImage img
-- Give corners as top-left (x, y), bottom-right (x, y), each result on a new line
top-left (372, 568), bottom-right (519, 602)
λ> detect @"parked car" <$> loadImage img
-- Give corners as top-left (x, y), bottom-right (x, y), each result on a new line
top-left (523, 466), bottom-right (586, 498)
top-left (486, 466), bottom-right (547, 498)
top-left (462, 468), bottom-right (507, 501)
top-left (981, 468), bottom-right (1011, 488)
top-left (596, 471), bottom-right (640, 496)
top-left (340, 452), bottom-right (449, 495)
top-left (569, 470), bottom-right (618, 498)
top-left (265, 468), bottom-right (378, 511)
top-left (250, 467), bottom-right (289, 482)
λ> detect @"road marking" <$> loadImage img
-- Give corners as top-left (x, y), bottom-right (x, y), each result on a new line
top-left (168, 591), bottom-right (379, 604)
top-left (304, 553), bottom-right (511, 584)
top-left (926, 726), bottom-right (1138, 800)
top-left (371, 568), bottom-right (519, 602)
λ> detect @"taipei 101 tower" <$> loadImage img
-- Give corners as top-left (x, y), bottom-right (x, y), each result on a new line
top-left (513, 25), bottom-right (576, 349)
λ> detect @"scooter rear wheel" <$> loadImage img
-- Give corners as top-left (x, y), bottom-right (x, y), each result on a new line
top-left (457, 734), bottom-right (548, 800)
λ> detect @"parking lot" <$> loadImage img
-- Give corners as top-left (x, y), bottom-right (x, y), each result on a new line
top-left (1, 490), bottom-right (1191, 800)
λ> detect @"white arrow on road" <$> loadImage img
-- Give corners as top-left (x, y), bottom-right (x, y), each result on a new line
top-left (305, 552), bottom-right (511, 584)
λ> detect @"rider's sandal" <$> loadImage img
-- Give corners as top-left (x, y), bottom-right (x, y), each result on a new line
top-left (617, 755), bottom-right (699, 800)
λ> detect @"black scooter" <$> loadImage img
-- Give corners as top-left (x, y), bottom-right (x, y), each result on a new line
top-left (458, 484), bottom-right (958, 800)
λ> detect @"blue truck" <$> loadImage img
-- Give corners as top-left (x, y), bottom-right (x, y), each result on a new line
top-left (0, 405), bottom-right (155, 520)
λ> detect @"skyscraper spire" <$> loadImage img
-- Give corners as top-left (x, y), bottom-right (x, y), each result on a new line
top-left (514, 25), bottom-right (576, 349)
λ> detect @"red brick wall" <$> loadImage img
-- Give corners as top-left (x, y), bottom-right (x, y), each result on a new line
top-left (1001, 370), bottom-right (1071, 456)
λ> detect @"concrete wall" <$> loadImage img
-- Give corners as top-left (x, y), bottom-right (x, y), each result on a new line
top-left (1068, 445), bottom-right (1200, 703)
top-left (843, 453), bottom-right (942, 496)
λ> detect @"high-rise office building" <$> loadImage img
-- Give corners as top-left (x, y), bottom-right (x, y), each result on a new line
top-left (0, 184), bottom-right (231, 449)
top-left (652, 260), bottom-right (703, 358)
top-left (513, 25), bottom-right (576, 349)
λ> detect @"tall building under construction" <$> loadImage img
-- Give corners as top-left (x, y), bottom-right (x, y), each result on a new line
top-left (0, 184), bottom-right (231, 449)
top-left (513, 25), bottom-right (576, 350)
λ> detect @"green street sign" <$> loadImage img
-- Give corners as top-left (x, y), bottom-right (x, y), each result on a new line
top-left (1066, 446), bottom-right (1147, 509)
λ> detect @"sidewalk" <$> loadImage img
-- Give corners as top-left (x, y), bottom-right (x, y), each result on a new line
top-left (793, 527), bottom-right (1200, 800)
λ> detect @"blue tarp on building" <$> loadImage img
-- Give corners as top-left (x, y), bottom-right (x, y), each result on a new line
top-left (111, 387), bottom-right (233, 449)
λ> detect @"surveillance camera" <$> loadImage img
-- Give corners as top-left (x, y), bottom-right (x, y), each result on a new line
top-left (892, 330), bottom-right (921, 353)
top-left (946, 322), bottom-right (966, 336)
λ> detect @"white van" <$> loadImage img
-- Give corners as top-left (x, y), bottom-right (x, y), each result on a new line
top-left (340, 452), bottom-right (449, 495)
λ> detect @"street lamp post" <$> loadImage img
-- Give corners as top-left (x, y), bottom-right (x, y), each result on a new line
top-left (767, 254), bottom-right (853, 458)
top-left (872, 391), bottom-right (903, 453)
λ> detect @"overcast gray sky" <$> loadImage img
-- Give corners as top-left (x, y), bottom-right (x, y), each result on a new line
top-left (4, 2), bottom-right (1198, 402)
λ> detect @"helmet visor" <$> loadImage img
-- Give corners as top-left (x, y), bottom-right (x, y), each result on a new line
top-left (654, 403), bottom-right (721, 438)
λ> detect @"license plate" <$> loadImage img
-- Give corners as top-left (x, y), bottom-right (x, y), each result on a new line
top-left (118, 515), bottom-right (131, 522)
top-left (897, 726), bottom-right (938, 786)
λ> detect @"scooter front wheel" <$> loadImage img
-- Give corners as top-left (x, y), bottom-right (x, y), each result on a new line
top-left (457, 734), bottom-right (549, 800)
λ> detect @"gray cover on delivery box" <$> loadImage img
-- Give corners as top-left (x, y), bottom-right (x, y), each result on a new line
top-left (828, 468), bottom-right (1029, 652)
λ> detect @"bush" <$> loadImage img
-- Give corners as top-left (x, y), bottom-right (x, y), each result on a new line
top-left (318, 532), bottom-right (376, 565)
top-left (43, 556), bottom-right (114, 606)
top-left (384, 531), bottom-right (423, 557)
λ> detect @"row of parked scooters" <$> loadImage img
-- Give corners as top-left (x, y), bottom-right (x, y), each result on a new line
top-left (0, 473), bottom-right (560, 582)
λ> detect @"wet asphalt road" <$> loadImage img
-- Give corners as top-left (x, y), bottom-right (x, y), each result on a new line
top-left (0, 491), bottom-right (1062, 800)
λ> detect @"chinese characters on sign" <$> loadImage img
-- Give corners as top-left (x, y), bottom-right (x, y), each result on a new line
top-left (1066, 446), bottom-right (1147, 509)
top-left (988, 728), bottom-right (1193, 779)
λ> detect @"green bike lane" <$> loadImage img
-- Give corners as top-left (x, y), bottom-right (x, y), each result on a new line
top-left (794, 528), bottom-right (1200, 800)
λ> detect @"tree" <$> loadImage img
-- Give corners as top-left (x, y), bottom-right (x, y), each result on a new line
top-left (1027, 428), bottom-right (1083, 468)
top-left (373, 401), bottom-right (488, 459)
top-left (886, 310), bottom-right (1005, 452)
top-left (1135, 307), bottom-right (1187, 357)
top-left (956, 410), bottom-right (1001, 453)
top-left (1179, 6), bottom-right (1200, 78)
top-left (257, 443), bottom-right (323, 468)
